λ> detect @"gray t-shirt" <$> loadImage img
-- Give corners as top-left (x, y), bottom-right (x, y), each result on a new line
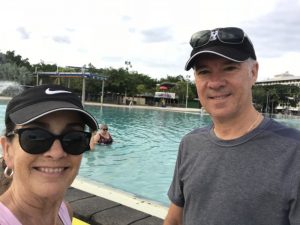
top-left (168, 117), bottom-right (300, 225)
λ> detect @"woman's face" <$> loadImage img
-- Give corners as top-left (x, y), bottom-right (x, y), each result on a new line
top-left (100, 126), bottom-right (108, 133)
top-left (2, 111), bottom-right (85, 199)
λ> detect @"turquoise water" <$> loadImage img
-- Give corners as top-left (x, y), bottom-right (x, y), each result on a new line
top-left (80, 106), bottom-right (211, 206)
top-left (0, 101), bottom-right (300, 206)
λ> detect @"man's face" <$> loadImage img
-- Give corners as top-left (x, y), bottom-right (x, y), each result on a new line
top-left (193, 54), bottom-right (258, 122)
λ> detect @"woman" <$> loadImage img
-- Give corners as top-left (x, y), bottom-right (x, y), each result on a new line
top-left (0, 84), bottom-right (98, 225)
top-left (93, 124), bottom-right (113, 145)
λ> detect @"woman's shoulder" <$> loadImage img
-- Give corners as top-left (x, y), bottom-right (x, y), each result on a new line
top-left (59, 201), bottom-right (72, 225)
top-left (0, 202), bottom-right (22, 225)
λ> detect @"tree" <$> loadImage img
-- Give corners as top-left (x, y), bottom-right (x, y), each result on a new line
top-left (32, 61), bottom-right (58, 72)
top-left (136, 84), bottom-right (146, 94)
top-left (5, 50), bottom-right (32, 70)
top-left (253, 84), bottom-right (300, 113)
top-left (0, 50), bottom-right (199, 105)
top-left (0, 63), bottom-right (32, 84)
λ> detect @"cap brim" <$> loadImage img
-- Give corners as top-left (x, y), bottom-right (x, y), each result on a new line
top-left (9, 101), bottom-right (98, 131)
top-left (185, 45), bottom-right (250, 71)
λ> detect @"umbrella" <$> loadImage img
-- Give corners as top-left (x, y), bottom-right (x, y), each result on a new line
top-left (159, 86), bottom-right (168, 90)
top-left (160, 82), bottom-right (176, 89)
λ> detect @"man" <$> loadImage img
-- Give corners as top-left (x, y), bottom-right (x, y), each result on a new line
top-left (164, 27), bottom-right (300, 225)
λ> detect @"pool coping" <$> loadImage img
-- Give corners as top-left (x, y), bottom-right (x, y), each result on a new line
top-left (72, 177), bottom-right (168, 219)
top-left (66, 177), bottom-right (167, 225)
top-left (0, 96), bottom-right (204, 114)
top-left (84, 101), bottom-right (205, 114)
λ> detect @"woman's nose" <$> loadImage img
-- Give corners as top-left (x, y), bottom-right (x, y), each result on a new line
top-left (43, 139), bottom-right (67, 159)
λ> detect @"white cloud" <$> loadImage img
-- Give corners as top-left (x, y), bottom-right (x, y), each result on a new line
top-left (0, 0), bottom-right (299, 81)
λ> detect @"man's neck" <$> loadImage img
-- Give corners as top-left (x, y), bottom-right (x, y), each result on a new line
top-left (212, 109), bottom-right (263, 140)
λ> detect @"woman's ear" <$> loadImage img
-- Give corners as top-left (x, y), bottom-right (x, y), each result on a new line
top-left (0, 136), bottom-right (14, 169)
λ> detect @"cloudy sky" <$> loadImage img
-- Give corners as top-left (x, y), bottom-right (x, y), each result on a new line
top-left (1, 0), bottom-right (300, 81)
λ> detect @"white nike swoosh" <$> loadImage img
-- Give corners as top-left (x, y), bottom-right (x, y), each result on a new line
top-left (45, 88), bottom-right (72, 95)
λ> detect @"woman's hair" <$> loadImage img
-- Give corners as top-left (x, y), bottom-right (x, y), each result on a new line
top-left (1, 157), bottom-right (6, 170)
top-left (0, 118), bottom-right (15, 195)
top-left (4, 117), bottom-right (16, 140)
top-left (0, 157), bottom-right (11, 195)
top-left (100, 124), bottom-right (108, 130)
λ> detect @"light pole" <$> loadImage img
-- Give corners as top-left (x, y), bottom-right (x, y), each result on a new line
top-left (125, 61), bottom-right (132, 71)
top-left (67, 65), bottom-right (87, 105)
top-left (101, 78), bottom-right (105, 105)
top-left (266, 91), bottom-right (269, 114)
top-left (35, 66), bottom-right (39, 86)
top-left (185, 75), bottom-right (190, 108)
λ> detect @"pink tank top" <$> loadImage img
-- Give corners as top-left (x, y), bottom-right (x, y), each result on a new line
top-left (0, 201), bottom-right (72, 225)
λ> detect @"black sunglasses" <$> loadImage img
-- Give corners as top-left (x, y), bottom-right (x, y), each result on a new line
top-left (7, 128), bottom-right (91, 155)
top-left (190, 27), bottom-right (246, 49)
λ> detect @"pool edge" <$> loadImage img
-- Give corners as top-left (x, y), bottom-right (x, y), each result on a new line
top-left (66, 177), bottom-right (166, 225)
top-left (71, 177), bottom-right (168, 219)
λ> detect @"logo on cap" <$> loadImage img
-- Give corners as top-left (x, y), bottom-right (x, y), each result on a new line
top-left (209, 30), bottom-right (218, 41)
top-left (45, 88), bottom-right (72, 95)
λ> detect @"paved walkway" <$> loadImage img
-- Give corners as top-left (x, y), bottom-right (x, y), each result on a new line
top-left (84, 101), bottom-right (204, 114)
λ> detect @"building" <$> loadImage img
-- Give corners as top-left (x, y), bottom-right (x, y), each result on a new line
top-left (256, 71), bottom-right (300, 87)
top-left (255, 72), bottom-right (300, 115)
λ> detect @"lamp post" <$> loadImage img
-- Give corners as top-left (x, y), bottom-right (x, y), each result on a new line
top-left (35, 66), bottom-right (39, 86)
top-left (67, 65), bottom-right (87, 105)
top-left (101, 78), bottom-right (105, 105)
top-left (185, 75), bottom-right (190, 108)
top-left (266, 91), bottom-right (269, 114)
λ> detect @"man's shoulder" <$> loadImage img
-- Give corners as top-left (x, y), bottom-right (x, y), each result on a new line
top-left (266, 118), bottom-right (300, 142)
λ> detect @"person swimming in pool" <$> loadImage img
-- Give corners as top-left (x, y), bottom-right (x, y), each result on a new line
top-left (93, 124), bottom-right (113, 145)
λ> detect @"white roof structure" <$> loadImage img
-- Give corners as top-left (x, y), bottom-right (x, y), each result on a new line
top-left (256, 71), bottom-right (300, 87)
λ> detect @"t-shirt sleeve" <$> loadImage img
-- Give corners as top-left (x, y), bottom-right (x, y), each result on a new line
top-left (288, 169), bottom-right (300, 224)
top-left (167, 141), bottom-right (185, 207)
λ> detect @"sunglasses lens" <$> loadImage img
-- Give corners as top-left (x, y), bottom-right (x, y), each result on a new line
top-left (218, 27), bottom-right (244, 43)
top-left (61, 131), bottom-right (91, 155)
top-left (190, 28), bottom-right (245, 49)
top-left (190, 30), bottom-right (211, 48)
top-left (18, 128), bottom-right (91, 155)
top-left (19, 129), bottom-right (53, 154)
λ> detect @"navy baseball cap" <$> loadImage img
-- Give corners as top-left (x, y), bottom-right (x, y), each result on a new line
top-left (185, 27), bottom-right (257, 71)
top-left (5, 84), bottom-right (98, 131)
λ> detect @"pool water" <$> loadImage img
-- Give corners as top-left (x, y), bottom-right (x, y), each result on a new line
top-left (0, 101), bottom-right (300, 206)
top-left (81, 106), bottom-right (211, 206)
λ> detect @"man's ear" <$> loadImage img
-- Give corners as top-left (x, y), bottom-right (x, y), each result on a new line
top-left (0, 136), bottom-right (14, 169)
top-left (250, 61), bottom-right (259, 85)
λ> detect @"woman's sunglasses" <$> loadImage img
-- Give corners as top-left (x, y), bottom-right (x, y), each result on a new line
top-left (190, 27), bottom-right (246, 49)
top-left (7, 128), bottom-right (91, 155)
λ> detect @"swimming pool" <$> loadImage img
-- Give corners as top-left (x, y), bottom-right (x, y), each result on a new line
top-left (1, 101), bottom-right (300, 206)
top-left (80, 105), bottom-right (212, 206)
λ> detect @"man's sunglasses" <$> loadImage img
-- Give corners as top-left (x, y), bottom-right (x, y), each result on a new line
top-left (7, 128), bottom-right (91, 155)
top-left (190, 27), bottom-right (247, 49)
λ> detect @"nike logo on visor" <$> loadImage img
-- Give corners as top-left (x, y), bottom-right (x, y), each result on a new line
top-left (45, 88), bottom-right (72, 95)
